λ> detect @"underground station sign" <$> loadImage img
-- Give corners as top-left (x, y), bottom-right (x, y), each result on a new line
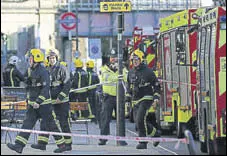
top-left (100, 1), bottom-right (131, 12)
top-left (59, 12), bottom-right (76, 31)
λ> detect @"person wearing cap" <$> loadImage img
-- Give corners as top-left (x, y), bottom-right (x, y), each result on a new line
top-left (7, 49), bottom-right (66, 154)
top-left (31, 49), bottom-right (72, 151)
top-left (98, 50), bottom-right (127, 146)
top-left (70, 58), bottom-right (89, 119)
top-left (86, 60), bottom-right (100, 123)
top-left (125, 49), bottom-right (161, 149)
top-left (3, 55), bottom-right (24, 87)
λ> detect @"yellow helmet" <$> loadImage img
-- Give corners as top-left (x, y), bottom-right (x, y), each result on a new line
top-left (60, 61), bottom-right (67, 67)
top-left (86, 60), bottom-right (95, 68)
top-left (74, 59), bottom-right (83, 68)
top-left (133, 49), bottom-right (144, 61)
top-left (29, 49), bottom-right (45, 62)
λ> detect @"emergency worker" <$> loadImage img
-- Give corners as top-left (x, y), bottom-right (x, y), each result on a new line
top-left (7, 49), bottom-right (66, 153)
top-left (31, 49), bottom-right (72, 151)
top-left (70, 58), bottom-right (89, 119)
top-left (86, 60), bottom-right (100, 122)
top-left (125, 49), bottom-right (161, 149)
top-left (98, 54), bottom-right (127, 146)
top-left (3, 55), bottom-right (24, 87)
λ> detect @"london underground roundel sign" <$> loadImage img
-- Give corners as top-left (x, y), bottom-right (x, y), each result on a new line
top-left (60, 12), bottom-right (76, 30)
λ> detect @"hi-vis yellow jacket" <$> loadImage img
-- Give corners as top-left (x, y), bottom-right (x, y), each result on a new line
top-left (100, 65), bottom-right (118, 96)
top-left (100, 65), bottom-right (128, 96)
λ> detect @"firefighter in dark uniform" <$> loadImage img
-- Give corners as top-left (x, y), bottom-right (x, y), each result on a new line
top-left (31, 49), bottom-right (72, 151)
top-left (3, 55), bottom-right (24, 87)
top-left (86, 60), bottom-right (100, 122)
top-left (7, 49), bottom-right (66, 153)
top-left (98, 53), bottom-right (127, 146)
top-left (70, 58), bottom-right (89, 119)
top-left (125, 49), bottom-right (161, 149)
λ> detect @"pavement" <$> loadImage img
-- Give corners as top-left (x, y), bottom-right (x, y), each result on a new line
top-left (1, 121), bottom-right (169, 155)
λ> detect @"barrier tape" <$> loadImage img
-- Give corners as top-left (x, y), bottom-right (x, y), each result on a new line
top-left (158, 79), bottom-right (197, 87)
top-left (1, 101), bottom-right (26, 107)
top-left (1, 126), bottom-right (187, 148)
top-left (69, 81), bottom-right (116, 93)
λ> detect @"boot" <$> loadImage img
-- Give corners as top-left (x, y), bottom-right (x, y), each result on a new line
top-left (7, 143), bottom-right (23, 154)
top-left (152, 130), bottom-right (162, 147)
top-left (136, 142), bottom-right (147, 149)
top-left (53, 144), bottom-right (67, 153)
top-left (65, 144), bottom-right (72, 151)
top-left (31, 144), bottom-right (46, 150)
top-left (153, 141), bottom-right (160, 147)
top-left (98, 139), bottom-right (107, 145)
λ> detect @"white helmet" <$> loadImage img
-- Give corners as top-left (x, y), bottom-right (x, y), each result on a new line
top-left (9, 55), bottom-right (19, 65)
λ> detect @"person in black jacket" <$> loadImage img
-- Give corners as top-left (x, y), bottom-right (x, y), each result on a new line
top-left (86, 60), bottom-right (100, 123)
top-left (3, 55), bottom-right (24, 87)
top-left (31, 49), bottom-right (72, 151)
top-left (125, 49), bottom-right (161, 149)
top-left (6, 49), bottom-right (67, 154)
top-left (70, 58), bottom-right (89, 119)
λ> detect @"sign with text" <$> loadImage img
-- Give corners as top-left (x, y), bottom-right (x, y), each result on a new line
top-left (100, 1), bottom-right (131, 12)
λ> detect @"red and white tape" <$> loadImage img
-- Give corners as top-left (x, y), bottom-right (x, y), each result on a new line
top-left (158, 79), bottom-right (197, 87)
top-left (1, 126), bottom-right (187, 146)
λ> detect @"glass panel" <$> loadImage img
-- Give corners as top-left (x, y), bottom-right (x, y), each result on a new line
top-left (176, 30), bottom-right (186, 65)
top-left (176, 29), bottom-right (188, 106)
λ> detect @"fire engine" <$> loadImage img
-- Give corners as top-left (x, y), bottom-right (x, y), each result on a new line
top-left (157, 9), bottom-right (203, 138)
top-left (191, 6), bottom-right (226, 155)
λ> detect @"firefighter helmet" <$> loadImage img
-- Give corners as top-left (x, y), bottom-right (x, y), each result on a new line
top-left (86, 60), bottom-right (94, 68)
top-left (133, 49), bottom-right (144, 61)
top-left (46, 49), bottom-right (60, 61)
top-left (8, 55), bottom-right (19, 65)
top-left (29, 49), bottom-right (45, 63)
top-left (74, 58), bottom-right (83, 68)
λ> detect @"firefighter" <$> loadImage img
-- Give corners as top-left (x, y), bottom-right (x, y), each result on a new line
top-left (125, 49), bottom-right (161, 149)
top-left (70, 58), bottom-right (89, 119)
top-left (86, 60), bottom-right (100, 123)
top-left (3, 55), bottom-right (24, 87)
top-left (31, 49), bottom-right (72, 151)
top-left (7, 49), bottom-right (66, 153)
top-left (98, 53), bottom-right (127, 146)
